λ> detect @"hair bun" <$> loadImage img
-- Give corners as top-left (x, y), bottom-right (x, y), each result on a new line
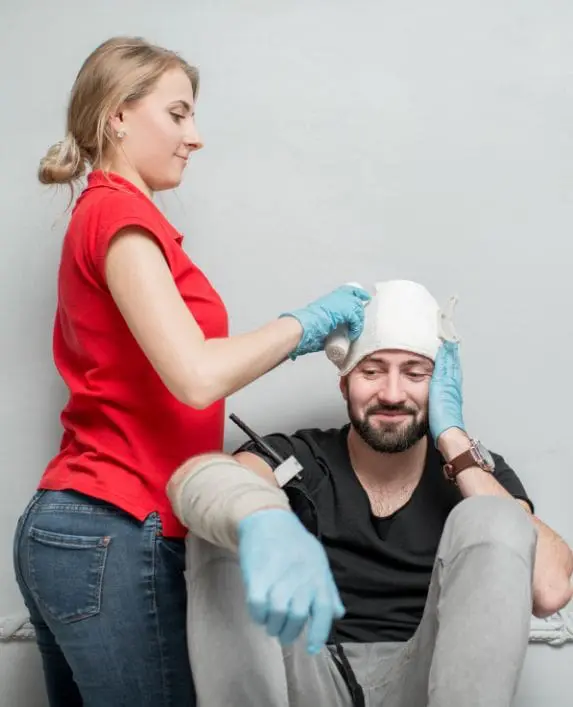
top-left (38, 133), bottom-right (86, 185)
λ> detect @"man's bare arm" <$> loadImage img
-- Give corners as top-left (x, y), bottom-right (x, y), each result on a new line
top-left (439, 429), bottom-right (573, 618)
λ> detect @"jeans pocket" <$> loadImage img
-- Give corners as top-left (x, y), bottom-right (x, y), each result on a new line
top-left (27, 526), bottom-right (111, 624)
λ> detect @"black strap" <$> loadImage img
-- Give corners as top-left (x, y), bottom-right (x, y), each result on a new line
top-left (328, 640), bottom-right (366, 707)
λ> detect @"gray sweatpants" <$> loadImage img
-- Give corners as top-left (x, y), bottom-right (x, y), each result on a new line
top-left (185, 495), bottom-right (537, 707)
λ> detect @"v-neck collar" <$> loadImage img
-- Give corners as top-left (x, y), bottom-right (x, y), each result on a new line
top-left (338, 425), bottom-right (438, 522)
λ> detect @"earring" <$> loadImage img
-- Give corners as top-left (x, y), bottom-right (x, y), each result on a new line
top-left (116, 129), bottom-right (126, 139)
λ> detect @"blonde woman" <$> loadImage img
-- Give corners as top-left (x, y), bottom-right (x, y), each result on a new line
top-left (12, 36), bottom-right (370, 707)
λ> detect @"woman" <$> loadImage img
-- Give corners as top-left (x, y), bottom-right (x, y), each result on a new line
top-left (12, 36), bottom-right (369, 707)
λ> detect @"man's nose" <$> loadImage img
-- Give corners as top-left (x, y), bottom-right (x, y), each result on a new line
top-left (377, 371), bottom-right (407, 405)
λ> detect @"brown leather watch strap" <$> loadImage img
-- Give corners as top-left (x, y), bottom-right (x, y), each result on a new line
top-left (443, 441), bottom-right (494, 483)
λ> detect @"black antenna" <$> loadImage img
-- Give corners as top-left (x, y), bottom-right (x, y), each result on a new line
top-left (229, 413), bottom-right (284, 465)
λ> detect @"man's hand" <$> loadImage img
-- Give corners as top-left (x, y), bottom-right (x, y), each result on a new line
top-left (429, 341), bottom-right (466, 443)
top-left (237, 508), bottom-right (345, 654)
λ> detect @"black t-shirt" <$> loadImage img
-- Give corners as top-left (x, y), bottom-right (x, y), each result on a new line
top-left (236, 425), bottom-right (533, 644)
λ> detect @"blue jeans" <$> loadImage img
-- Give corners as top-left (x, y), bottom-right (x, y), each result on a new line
top-left (13, 489), bottom-right (195, 707)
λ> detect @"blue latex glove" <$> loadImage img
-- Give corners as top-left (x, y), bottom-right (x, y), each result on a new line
top-left (429, 340), bottom-right (466, 443)
top-left (237, 509), bottom-right (345, 654)
top-left (280, 284), bottom-right (371, 359)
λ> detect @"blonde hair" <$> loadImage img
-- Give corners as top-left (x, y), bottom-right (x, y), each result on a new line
top-left (38, 36), bottom-right (199, 191)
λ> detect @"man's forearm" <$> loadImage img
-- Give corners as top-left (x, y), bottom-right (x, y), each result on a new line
top-left (166, 453), bottom-right (291, 550)
top-left (527, 516), bottom-right (573, 616)
top-left (438, 429), bottom-right (573, 618)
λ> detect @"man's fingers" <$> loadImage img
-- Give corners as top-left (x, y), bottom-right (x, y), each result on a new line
top-left (265, 586), bottom-right (293, 638)
top-left (330, 578), bottom-right (345, 619)
top-left (306, 587), bottom-right (336, 655)
top-left (244, 577), bottom-right (271, 626)
top-left (277, 584), bottom-right (314, 646)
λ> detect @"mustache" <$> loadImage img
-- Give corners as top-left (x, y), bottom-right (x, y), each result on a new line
top-left (366, 403), bottom-right (418, 416)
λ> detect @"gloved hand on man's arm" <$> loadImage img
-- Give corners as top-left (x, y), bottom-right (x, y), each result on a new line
top-left (168, 453), bottom-right (344, 655)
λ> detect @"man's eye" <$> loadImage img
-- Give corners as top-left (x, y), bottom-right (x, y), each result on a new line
top-left (407, 372), bottom-right (429, 381)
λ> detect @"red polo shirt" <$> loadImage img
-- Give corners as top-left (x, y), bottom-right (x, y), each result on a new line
top-left (39, 170), bottom-right (228, 537)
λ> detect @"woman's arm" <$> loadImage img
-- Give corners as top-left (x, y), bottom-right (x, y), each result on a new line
top-left (105, 229), bottom-right (366, 408)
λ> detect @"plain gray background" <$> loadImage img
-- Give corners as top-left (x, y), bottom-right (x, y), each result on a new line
top-left (1, 1), bottom-right (572, 705)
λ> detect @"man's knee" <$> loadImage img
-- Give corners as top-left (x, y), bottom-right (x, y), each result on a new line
top-left (440, 496), bottom-right (537, 564)
top-left (184, 531), bottom-right (239, 587)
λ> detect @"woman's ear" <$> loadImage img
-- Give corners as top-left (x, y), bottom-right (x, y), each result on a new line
top-left (108, 111), bottom-right (126, 138)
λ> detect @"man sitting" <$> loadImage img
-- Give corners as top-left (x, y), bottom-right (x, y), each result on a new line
top-left (168, 280), bottom-right (573, 707)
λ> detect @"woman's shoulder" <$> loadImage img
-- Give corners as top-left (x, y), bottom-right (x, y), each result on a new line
top-left (74, 173), bottom-right (162, 225)
top-left (68, 174), bottom-right (178, 253)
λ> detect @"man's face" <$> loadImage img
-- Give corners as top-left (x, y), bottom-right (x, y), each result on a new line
top-left (341, 350), bottom-right (434, 453)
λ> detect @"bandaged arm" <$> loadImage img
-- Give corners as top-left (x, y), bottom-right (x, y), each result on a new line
top-left (167, 452), bottom-right (291, 551)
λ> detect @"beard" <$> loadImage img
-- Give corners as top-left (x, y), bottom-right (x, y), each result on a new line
top-left (347, 400), bottom-right (429, 453)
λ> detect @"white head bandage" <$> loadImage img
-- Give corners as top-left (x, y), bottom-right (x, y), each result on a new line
top-left (325, 279), bottom-right (459, 375)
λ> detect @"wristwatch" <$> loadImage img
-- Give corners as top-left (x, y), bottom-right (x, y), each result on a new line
top-left (443, 439), bottom-right (495, 483)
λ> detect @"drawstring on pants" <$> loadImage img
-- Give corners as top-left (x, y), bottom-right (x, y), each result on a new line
top-left (328, 639), bottom-right (365, 707)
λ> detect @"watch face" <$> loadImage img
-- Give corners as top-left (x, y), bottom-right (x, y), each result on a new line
top-left (475, 441), bottom-right (495, 471)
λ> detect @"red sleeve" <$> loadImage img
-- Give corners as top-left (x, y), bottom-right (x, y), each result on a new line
top-left (84, 190), bottom-right (177, 286)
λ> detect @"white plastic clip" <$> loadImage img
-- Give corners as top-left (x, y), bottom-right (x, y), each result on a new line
top-left (438, 295), bottom-right (460, 342)
top-left (274, 456), bottom-right (304, 488)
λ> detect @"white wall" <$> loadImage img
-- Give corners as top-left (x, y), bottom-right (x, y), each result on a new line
top-left (1, 1), bottom-right (572, 705)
